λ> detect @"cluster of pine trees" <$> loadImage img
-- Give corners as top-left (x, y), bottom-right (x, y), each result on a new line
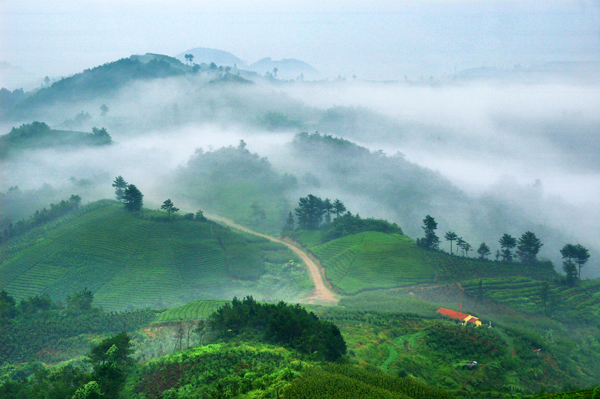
top-left (417, 214), bottom-right (591, 283)
top-left (283, 194), bottom-right (402, 243)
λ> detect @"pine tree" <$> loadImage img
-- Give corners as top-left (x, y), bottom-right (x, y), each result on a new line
top-left (122, 184), bottom-right (143, 212)
top-left (112, 176), bottom-right (127, 202)
top-left (418, 215), bottom-right (440, 251)
top-left (283, 211), bottom-right (295, 232)
top-left (333, 199), bottom-right (346, 219)
top-left (516, 231), bottom-right (543, 264)
top-left (499, 234), bottom-right (517, 262)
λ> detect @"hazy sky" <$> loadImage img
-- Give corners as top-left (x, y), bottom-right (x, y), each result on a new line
top-left (2, 0), bottom-right (599, 80)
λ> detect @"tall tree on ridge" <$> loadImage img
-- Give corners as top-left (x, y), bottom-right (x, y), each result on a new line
top-left (499, 234), bottom-right (517, 262)
top-left (112, 176), bottom-right (127, 202)
top-left (477, 243), bottom-right (491, 260)
top-left (562, 243), bottom-right (590, 279)
top-left (444, 231), bottom-right (458, 255)
top-left (516, 231), bottom-right (543, 264)
top-left (122, 184), bottom-right (143, 212)
top-left (418, 215), bottom-right (439, 251)
top-left (323, 198), bottom-right (333, 224)
top-left (333, 199), bottom-right (346, 219)
top-left (573, 244), bottom-right (590, 279)
top-left (161, 199), bottom-right (179, 218)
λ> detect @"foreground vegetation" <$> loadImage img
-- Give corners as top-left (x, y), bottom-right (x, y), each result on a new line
top-left (1, 194), bottom-right (598, 398)
top-left (2, 290), bottom-right (598, 398)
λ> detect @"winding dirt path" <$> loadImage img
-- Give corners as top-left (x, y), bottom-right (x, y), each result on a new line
top-left (206, 213), bottom-right (338, 304)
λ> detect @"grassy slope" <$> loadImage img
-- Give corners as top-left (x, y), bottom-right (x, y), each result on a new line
top-left (313, 305), bottom-right (599, 396)
top-left (0, 201), bottom-right (311, 310)
top-left (311, 232), bottom-right (434, 294)
top-left (462, 276), bottom-right (600, 323)
top-left (156, 299), bottom-right (230, 323)
top-left (305, 231), bottom-right (555, 295)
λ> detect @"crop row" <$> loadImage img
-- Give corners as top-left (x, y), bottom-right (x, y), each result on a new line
top-left (158, 299), bottom-right (230, 322)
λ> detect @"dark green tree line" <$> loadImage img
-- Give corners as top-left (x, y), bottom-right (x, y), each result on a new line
top-left (208, 296), bottom-right (346, 361)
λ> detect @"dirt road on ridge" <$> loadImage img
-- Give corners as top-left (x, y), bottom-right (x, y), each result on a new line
top-left (207, 214), bottom-right (338, 304)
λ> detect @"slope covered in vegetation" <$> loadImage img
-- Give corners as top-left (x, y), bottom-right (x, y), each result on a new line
top-left (172, 141), bottom-right (298, 235)
top-left (9, 55), bottom-right (189, 117)
top-left (0, 200), bottom-right (311, 310)
top-left (0, 122), bottom-right (112, 159)
top-left (305, 230), bottom-right (555, 295)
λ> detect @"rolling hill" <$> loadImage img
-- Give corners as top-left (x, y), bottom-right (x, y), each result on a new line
top-left (305, 231), bottom-right (555, 295)
top-left (7, 54), bottom-right (190, 118)
top-left (311, 232), bottom-right (434, 294)
top-left (0, 122), bottom-right (111, 159)
top-left (0, 200), bottom-right (311, 310)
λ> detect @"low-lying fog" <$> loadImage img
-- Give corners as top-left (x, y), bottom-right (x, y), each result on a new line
top-left (282, 81), bottom-right (600, 203)
top-left (1, 76), bottom-right (599, 277)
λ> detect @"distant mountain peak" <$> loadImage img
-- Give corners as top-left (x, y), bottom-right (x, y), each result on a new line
top-left (249, 57), bottom-right (319, 80)
top-left (175, 48), bottom-right (248, 69)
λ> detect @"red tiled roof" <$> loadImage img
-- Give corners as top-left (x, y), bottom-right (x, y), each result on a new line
top-left (437, 308), bottom-right (471, 321)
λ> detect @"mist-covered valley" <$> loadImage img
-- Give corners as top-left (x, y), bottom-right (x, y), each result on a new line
top-left (1, 59), bottom-right (598, 277)
top-left (4, 1), bottom-right (600, 396)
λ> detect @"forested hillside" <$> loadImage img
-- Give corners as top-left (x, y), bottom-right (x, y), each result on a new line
top-left (172, 141), bottom-right (298, 234)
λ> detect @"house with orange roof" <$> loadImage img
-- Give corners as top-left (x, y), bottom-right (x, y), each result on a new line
top-left (437, 308), bottom-right (482, 327)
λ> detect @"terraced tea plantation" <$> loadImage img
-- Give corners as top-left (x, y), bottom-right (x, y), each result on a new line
top-left (311, 232), bottom-right (435, 294)
top-left (462, 276), bottom-right (600, 323)
top-left (0, 201), bottom-right (307, 311)
top-left (157, 299), bottom-right (230, 322)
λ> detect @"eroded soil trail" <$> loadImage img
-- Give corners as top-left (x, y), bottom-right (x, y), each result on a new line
top-left (207, 214), bottom-right (338, 304)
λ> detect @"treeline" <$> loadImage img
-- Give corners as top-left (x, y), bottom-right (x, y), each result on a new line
top-left (283, 194), bottom-right (403, 243)
top-left (0, 122), bottom-right (112, 159)
top-left (0, 289), bottom-right (155, 364)
top-left (417, 214), bottom-right (591, 285)
top-left (0, 194), bottom-right (81, 243)
top-left (208, 296), bottom-right (347, 361)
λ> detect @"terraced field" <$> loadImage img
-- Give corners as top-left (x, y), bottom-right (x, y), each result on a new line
top-left (462, 277), bottom-right (545, 314)
top-left (462, 277), bottom-right (600, 320)
top-left (157, 299), bottom-right (230, 322)
top-left (311, 232), bottom-right (435, 294)
top-left (0, 201), bottom-right (306, 311)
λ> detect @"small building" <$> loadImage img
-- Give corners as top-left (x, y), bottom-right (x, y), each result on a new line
top-left (437, 308), bottom-right (482, 327)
